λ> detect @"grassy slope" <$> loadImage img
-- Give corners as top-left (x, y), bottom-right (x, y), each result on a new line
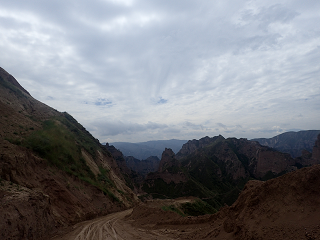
top-left (21, 113), bottom-right (123, 202)
top-left (0, 73), bottom-right (128, 204)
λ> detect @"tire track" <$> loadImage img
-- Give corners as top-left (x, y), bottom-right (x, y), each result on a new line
top-left (50, 208), bottom-right (177, 240)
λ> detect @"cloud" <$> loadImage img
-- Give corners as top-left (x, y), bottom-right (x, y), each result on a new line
top-left (157, 97), bottom-right (167, 104)
top-left (217, 123), bottom-right (227, 130)
top-left (94, 98), bottom-right (112, 106)
top-left (90, 120), bottom-right (168, 137)
top-left (0, 0), bottom-right (319, 142)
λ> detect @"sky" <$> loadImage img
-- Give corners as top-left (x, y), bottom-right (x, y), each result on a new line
top-left (0, 0), bottom-right (319, 143)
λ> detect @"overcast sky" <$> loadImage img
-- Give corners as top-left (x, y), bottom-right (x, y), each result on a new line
top-left (0, 0), bottom-right (319, 143)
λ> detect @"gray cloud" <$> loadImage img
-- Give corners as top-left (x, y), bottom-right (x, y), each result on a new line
top-left (90, 120), bottom-right (168, 137)
top-left (0, 0), bottom-right (319, 142)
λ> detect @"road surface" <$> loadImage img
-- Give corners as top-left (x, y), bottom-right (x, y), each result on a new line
top-left (50, 208), bottom-right (177, 240)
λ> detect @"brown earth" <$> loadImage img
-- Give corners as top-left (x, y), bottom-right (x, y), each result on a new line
top-left (0, 139), bottom-right (138, 239)
top-left (49, 164), bottom-right (320, 240)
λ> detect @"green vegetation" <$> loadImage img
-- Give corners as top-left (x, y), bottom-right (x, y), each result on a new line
top-left (180, 200), bottom-right (217, 216)
top-left (21, 114), bottom-right (122, 204)
top-left (160, 200), bottom-right (217, 217)
top-left (5, 137), bottom-right (22, 145)
top-left (161, 205), bottom-right (185, 216)
top-left (0, 75), bottom-right (27, 99)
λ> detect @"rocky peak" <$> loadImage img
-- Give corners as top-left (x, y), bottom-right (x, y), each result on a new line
top-left (0, 67), bottom-right (30, 96)
top-left (158, 148), bottom-right (178, 172)
top-left (176, 135), bottom-right (225, 159)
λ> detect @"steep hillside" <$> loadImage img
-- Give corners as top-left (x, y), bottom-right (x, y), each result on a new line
top-left (0, 67), bottom-right (139, 239)
top-left (142, 135), bottom-right (298, 209)
top-left (252, 130), bottom-right (320, 158)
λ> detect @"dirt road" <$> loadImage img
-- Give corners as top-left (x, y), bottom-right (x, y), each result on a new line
top-left (50, 208), bottom-right (179, 240)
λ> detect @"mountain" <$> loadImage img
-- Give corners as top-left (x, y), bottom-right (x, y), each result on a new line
top-left (142, 135), bottom-right (312, 209)
top-left (0, 67), bottom-right (138, 239)
top-left (252, 130), bottom-right (320, 158)
top-left (109, 139), bottom-right (187, 159)
top-left (125, 156), bottom-right (160, 176)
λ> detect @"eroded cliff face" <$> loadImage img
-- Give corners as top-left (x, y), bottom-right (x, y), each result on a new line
top-left (224, 138), bottom-right (294, 179)
top-left (179, 136), bottom-right (295, 180)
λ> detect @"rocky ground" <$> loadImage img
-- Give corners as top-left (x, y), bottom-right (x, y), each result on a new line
top-left (50, 164), bottom-right (320, 240)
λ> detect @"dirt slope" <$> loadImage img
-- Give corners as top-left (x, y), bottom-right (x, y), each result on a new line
top-left (50, 164), bottom-right (320, 240)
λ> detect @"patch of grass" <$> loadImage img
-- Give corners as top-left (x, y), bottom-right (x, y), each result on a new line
top-left (98, 167), bottom-right (115, 188)
top-left (161, 205), bottom-right (185, 216)
top-left (5, 138), bottom-right (22, 145)
top-left (21, 115), bottom-right (123, 204)
top-left (180, 200), bottom-right (217, 216)
top-left (24, 120), bottom-right (79, 169)
top-left (60, 112), bottom-right (99, 158)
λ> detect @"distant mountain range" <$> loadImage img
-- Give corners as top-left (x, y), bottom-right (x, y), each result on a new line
top-left (108, 131), bottom-right (320, 162)
top-left (108, 139), bottom-right (188, 160)
top-left (252, 130), bottom-right (320, 158)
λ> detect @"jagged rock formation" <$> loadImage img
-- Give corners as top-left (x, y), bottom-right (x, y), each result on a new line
top-left (252, 130), bottom-right (320, 158)
top-left (178, 136), bottom-right (294, 180)
top-left (176, 135), bottom-right (224, 159)
top-left (0, 67), bottom-right (139, 239)
top-left (158, 148), bottom-right (180, 172)
top-left (142, 135), bottom-right (305, 209)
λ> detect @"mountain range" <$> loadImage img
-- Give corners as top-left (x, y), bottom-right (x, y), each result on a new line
top-left (252, 130), bottom-right (320, 158)
top-left (141, 134), bottom-right (320, 209)
top-left (109, 139), bottom-right (187, 160)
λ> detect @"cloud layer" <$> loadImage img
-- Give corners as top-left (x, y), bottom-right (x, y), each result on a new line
top-left (0, 0), bottom-right (319, 142)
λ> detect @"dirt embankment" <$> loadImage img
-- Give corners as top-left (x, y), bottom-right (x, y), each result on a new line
top-left (0, 139), bottom-right (136, 240)
top-left (50, 165), bottom-right (320, 240)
